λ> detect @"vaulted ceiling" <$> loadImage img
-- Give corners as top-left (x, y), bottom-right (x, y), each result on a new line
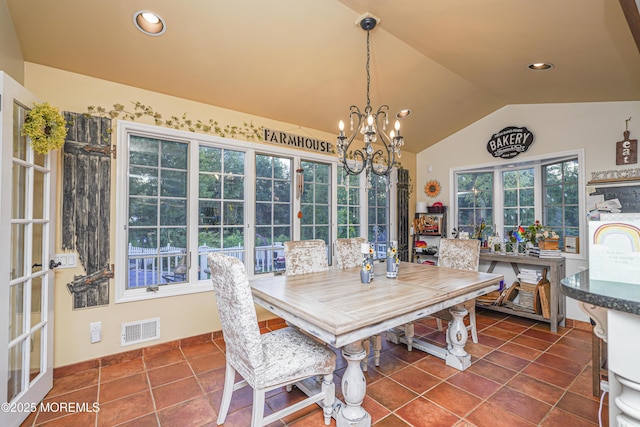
top-left (7, 0), bottom-right (640, 154)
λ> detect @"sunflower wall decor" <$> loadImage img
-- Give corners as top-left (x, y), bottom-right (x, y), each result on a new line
top-left (22, 102), bottom-right (68, 154)
top-left (424, 180), bottom-right (441, 198)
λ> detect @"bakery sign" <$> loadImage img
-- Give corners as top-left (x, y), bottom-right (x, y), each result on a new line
top-left (486, 126), bottom-right (534, 159)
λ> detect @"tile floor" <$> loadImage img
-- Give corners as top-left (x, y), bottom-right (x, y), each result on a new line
top-left (21, 309), bottom-right (608, 426)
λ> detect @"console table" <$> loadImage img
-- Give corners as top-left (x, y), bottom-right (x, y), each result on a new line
top-left (478, 253), bottom-right (566, 332)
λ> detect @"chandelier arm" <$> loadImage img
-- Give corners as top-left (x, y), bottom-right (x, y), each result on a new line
top-left (370, 148), bottom-right (394, 177)
top-left (347, 149), bottom-right (367, 176)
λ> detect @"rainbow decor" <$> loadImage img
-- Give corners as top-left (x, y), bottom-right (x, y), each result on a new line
top-left (592, 222), bottom-right (640, 250)
top-left (514, 226), bottom-right (526, 243)
top-left (589, 218), bottom-right (640, 286)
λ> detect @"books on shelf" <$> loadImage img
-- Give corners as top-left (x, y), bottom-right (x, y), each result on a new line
top-left (517, 268), bottom-right (541, 285)
top-left (527, 247), bottom-right (563, 258)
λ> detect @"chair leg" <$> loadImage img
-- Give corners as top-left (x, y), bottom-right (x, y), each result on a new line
top-left (404, 323), bottom-right (414, 351)
top-left (361, 338), bottom-right (370, 371)
top-left (322, 373), bottom-right (336, 425)
top-left (251, 389), bottom-right (266, 427)
top-left (372, 334), bottom-right (382, 367)
top-left (467, 301), bottom-right (478, 344)
top-left (217, 363), bottom-right (236, 425)
top-left (436, 317), bottom-right (444, 332)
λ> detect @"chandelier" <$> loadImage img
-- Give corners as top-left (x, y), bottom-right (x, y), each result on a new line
top-left (336, 16), bottom-right (408, 180)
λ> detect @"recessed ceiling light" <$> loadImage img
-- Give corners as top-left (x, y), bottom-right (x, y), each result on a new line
top-left (133, 10), bottom-right (166, 36)
top-left (396, 109), bottom-right (412, 119)
top-left (528, 62), bottom-right (553, 70)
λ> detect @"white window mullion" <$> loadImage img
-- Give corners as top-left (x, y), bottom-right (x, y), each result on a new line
top-left (534, 164), bottom-right (543, 222)
top-left (245, 149), bottom-right (256, 277)
top-left (493, 169), bottom-right (504, 237)
top-left (188, 140), bottom-right (200, 282)
top-left (292, 155), bottom-right (301, 241)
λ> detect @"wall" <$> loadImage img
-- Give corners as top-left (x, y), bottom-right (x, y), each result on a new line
top-left (0, 0), bottom-right (23, 83)
top-left (23, 63), bottom-right (417, 367)
top-left (416, 101), bottom-right (640, 321)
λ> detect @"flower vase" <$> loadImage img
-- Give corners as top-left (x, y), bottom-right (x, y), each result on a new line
top-left (360, 268), bottom-right (371, 283)
top-left (386, 257), bottom-right (398, 278)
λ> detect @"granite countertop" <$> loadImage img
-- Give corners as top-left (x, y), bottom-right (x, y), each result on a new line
top-left (561, 269), bottom-right (640, 315)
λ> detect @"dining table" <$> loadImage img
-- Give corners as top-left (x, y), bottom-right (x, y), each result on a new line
top-left (250, 261), bottom-right (503, 427)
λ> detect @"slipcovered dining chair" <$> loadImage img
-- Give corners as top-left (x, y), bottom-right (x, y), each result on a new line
top-left (334, 238), bottom-right (381, 371)
top-left (284, 239), bottom-right (328, 276)
top-left (402, 238), bottom-right (481, 351)
top-left (334, 237), bottom-right (367, 269)
top-left (434, 238), bottom-right (481, 343)
top-left (208, 253), bottom-right (336, 427)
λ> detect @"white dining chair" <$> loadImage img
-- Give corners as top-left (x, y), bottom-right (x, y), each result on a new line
top-left (284, 239), bottom-right (328, 275)
top-left (434, 238), bottom-right (481, 344)
top-left (334, 238), bottom-right (381, 371)
top-left (208, 253), bottom-right (336, 427)
top-left (402, 238), bottom-right (481, 351)
top-left (334, 237), bottom-right (367, 269)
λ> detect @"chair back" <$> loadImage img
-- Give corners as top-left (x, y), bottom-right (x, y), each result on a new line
top-left (284, 239), bottom-right (328, 275)
top-left (334, 237), bottom-right (367, 269)
top-left (437, 239), bottom-right (480, 271)
top-left (207, 253), bottom-right (263, 382)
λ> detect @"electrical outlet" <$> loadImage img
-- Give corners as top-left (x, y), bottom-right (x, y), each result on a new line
top-left (54, 253), bottom-right (78, 269)
top-left (90, 322), bottom-right (102, 343)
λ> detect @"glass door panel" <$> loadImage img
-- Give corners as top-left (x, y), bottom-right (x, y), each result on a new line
top-left (1, 72), bottom-right (56, 427)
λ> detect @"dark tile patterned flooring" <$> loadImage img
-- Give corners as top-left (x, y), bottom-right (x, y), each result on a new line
top-left (20, 309), bottom-right (607, 426)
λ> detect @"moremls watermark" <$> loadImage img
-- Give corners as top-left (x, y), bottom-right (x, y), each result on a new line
top-left (1, 401), bottom-right (100, 413)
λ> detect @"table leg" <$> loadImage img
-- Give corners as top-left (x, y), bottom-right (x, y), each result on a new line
top-left (445, 304), bottom-right (471, 370)
top-left (337, 341), bottom-right (371, 427)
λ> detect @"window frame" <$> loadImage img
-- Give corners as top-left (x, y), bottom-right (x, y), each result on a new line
top-left (115, 121), bottom-right (397, 303)
top-left (450, 149), bottom-right (586, 259)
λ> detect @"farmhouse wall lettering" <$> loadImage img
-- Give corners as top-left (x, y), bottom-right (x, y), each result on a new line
top-left (62, 111), bottom-right (113, 309)
top-left (486, 126), bottom-right (534, 159)
top-left (263, 128), bottom-right (333, 154)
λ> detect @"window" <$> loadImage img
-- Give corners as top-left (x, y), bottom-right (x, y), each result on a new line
top-left (300, 160), bottom-right (331, 243)
top-left (255, 154), bottom-right (291, 274)
top-left (456, 172), bottom-right (494, 237)
top-left (127, 135), bottom-right (189, 289)
top-left (368, 175), bottom-right (390, 258)
top-left (543, 158), bottom-right (580, 246)
top-left (502, 168), bottom-right (534, 238)
top-left (337, 168), bottom-right (361, 238)
top-left (453, 151), bottom-right (584, 252)
top-left (117, 122), bottom-right (396, 301)
top-left (198, 146), bottom-right (246, 276)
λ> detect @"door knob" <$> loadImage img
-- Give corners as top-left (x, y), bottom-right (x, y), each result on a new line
top-left (49, 259), bottom-right (62, 269)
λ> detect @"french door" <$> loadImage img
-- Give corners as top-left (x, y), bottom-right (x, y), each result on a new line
top-left (0, 72), bottom-right (57, 427)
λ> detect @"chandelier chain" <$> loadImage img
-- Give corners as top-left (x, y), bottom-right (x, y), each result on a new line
top-left (366, 29), bottom-right (371, 109)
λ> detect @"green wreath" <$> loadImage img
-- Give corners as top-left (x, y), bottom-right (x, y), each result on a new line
top-left (22, 102), bottom-right (68, 154)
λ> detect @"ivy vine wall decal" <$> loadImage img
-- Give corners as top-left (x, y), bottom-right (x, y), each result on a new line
top-left (86, 102), bottom-right (263, 141)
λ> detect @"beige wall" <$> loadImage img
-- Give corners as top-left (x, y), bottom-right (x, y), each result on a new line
top-left (23, 63), bottom-right (416, 368)
top-left (416, 100), bottom-right (640, 321)
top-left (0, 0), bottom-right (23, 83)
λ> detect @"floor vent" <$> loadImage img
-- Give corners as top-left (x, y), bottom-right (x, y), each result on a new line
top-left (121, 318), bottom-right (160, 346)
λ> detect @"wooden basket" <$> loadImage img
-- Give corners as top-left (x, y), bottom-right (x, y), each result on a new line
top-left (538, 239), bottom-right (559, 250)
